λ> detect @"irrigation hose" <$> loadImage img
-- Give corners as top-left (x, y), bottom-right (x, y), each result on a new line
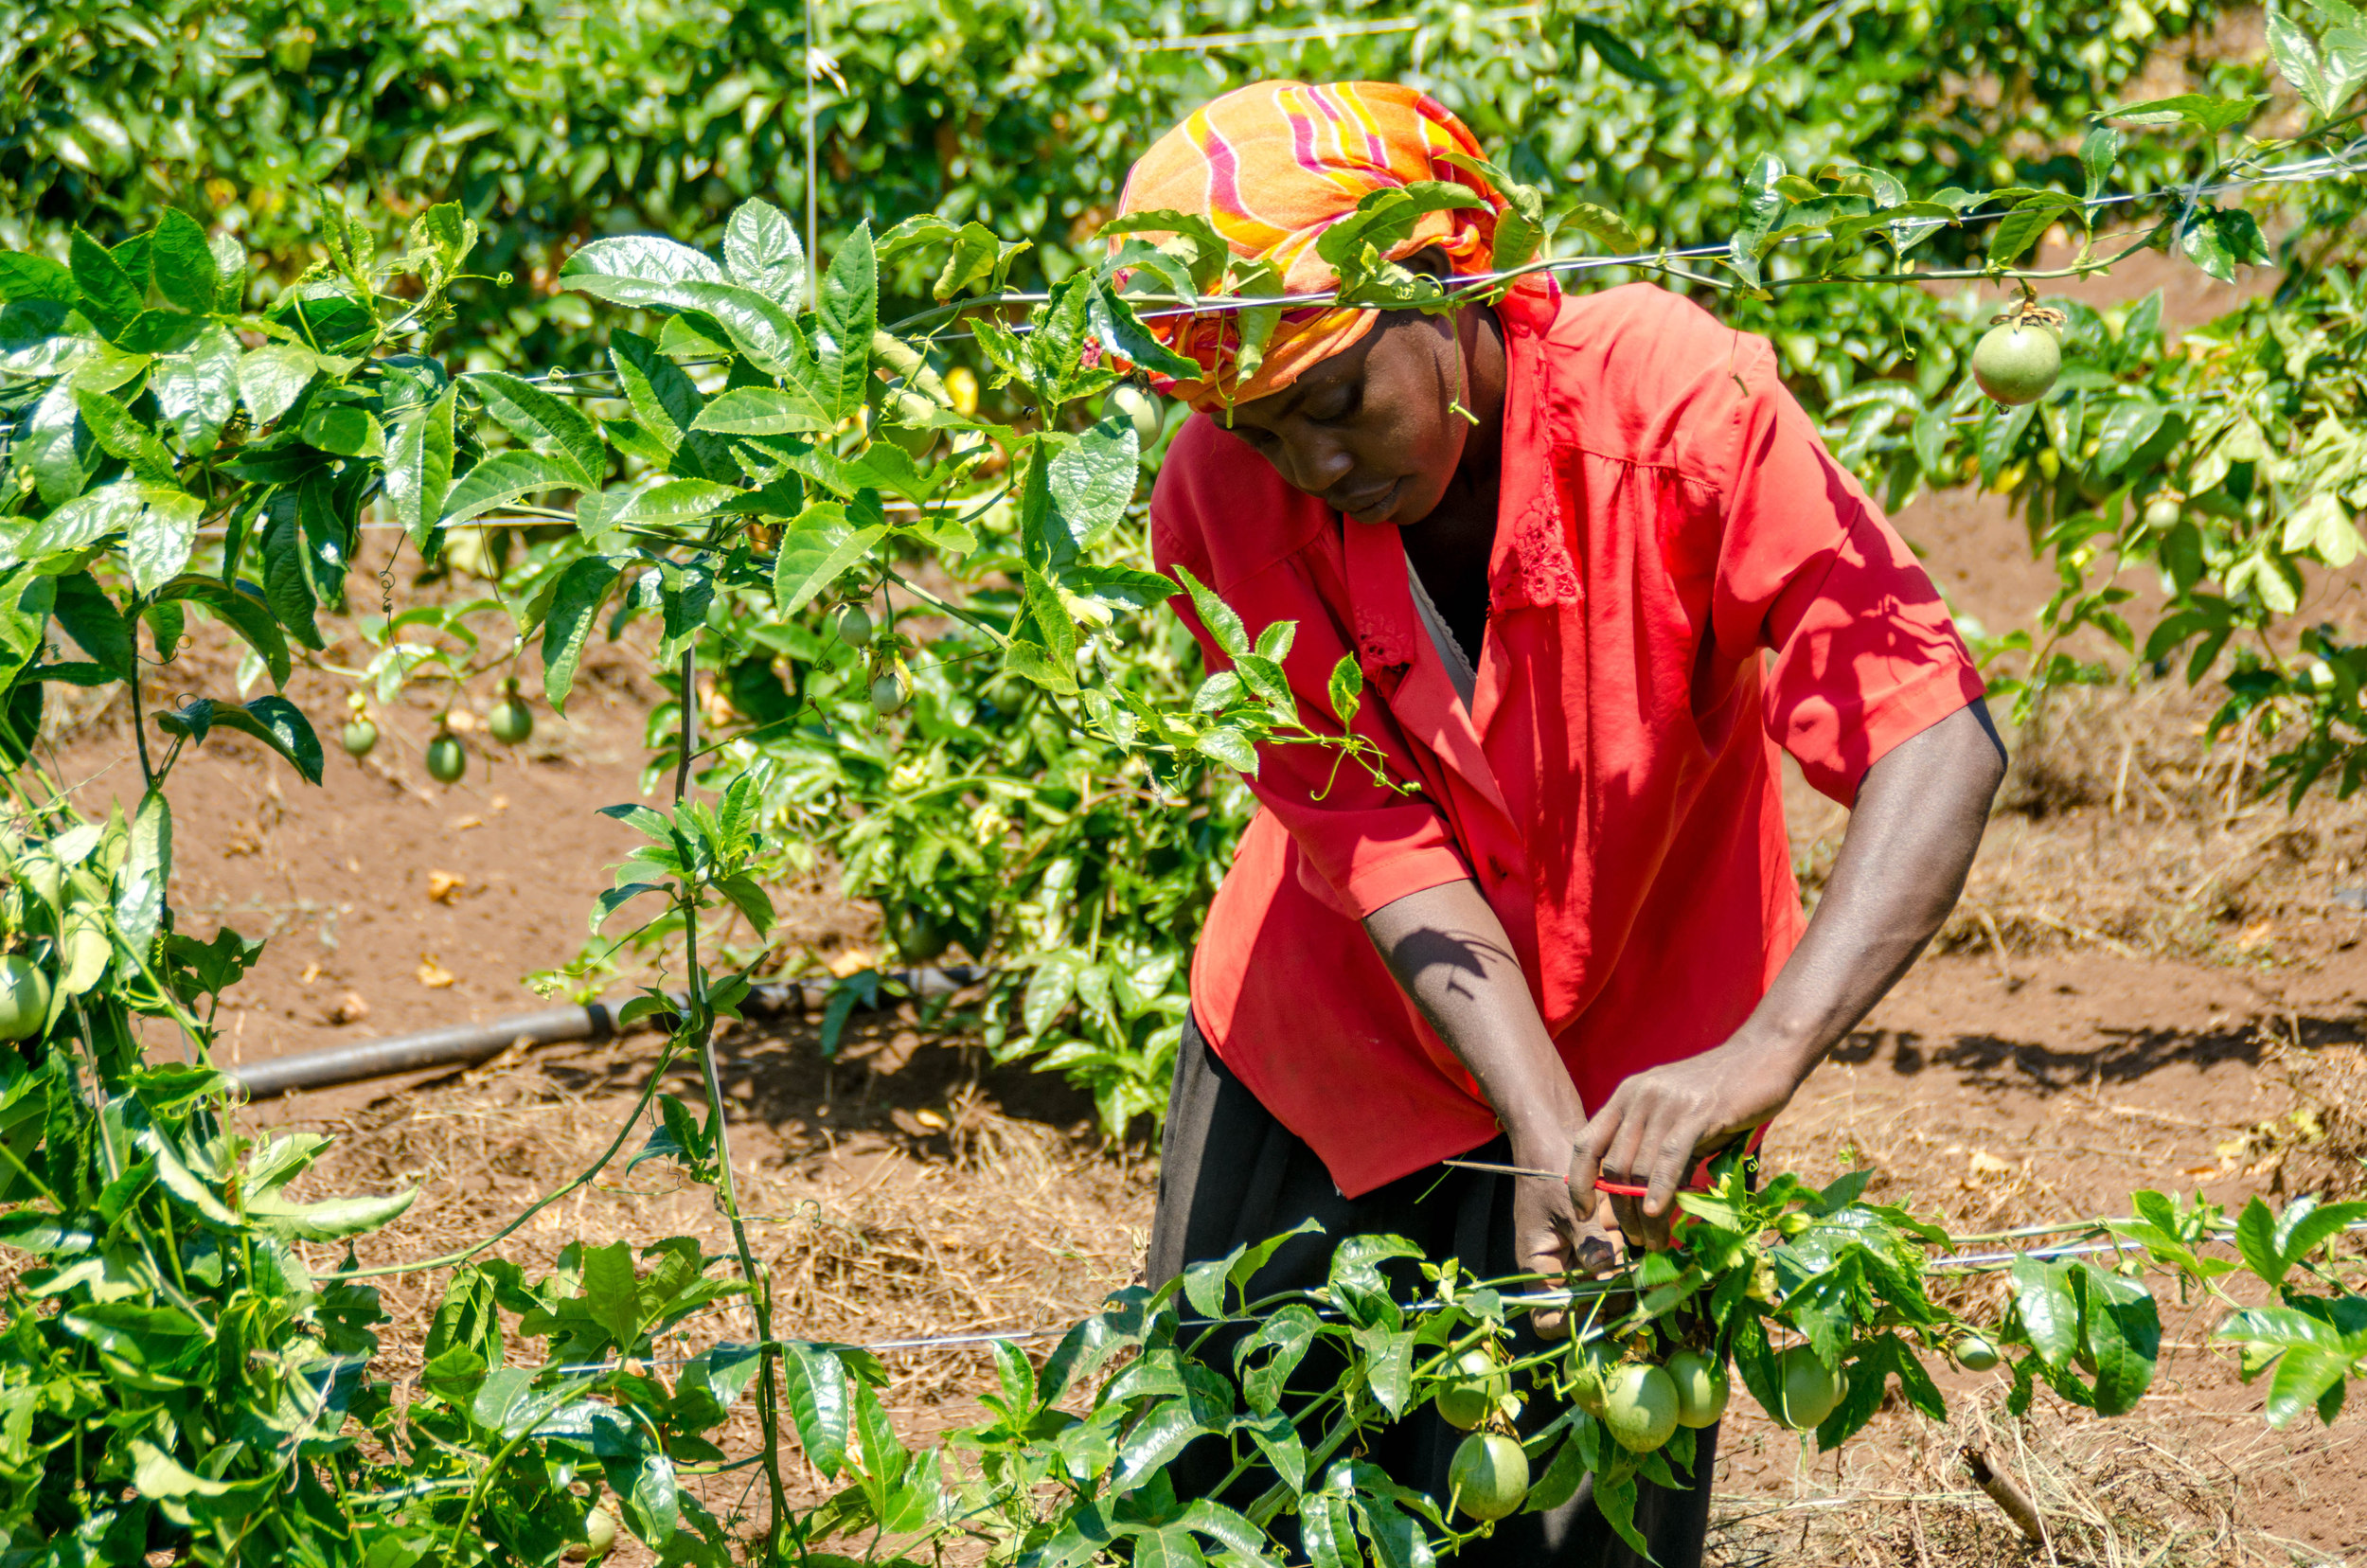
top-left (225, 965), bottom-right (982, 1099)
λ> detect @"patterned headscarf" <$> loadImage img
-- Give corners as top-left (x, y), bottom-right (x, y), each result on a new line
top-left (1113, 80), bottom-right (1504, 411)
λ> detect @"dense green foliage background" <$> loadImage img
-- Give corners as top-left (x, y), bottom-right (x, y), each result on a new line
top-left (4, 0), bottom-right (2247, 375)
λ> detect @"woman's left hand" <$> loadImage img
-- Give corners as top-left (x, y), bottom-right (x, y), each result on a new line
top-left (1566, 1035), bottom-right (1805, 1251)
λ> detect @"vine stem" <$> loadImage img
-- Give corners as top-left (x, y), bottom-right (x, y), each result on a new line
top-left (674, 644), bottom-right (792, 1556)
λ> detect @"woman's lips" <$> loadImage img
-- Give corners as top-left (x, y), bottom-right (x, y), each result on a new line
top-left (1332, 476), bottom-right (1402, 520)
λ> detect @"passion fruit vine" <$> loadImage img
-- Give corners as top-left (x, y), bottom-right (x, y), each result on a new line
top-left (1448, 1431), bottom-right (1530, 1522)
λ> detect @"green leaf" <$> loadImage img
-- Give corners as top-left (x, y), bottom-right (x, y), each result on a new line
top-left (2102, 92), bottom-right (2268, 134)
top-left (2179, 207), bottom-right (2272, 284)
top-left (155, 575), bottom-right (290, 686)
top-left (773, 502), bottom-right (886, 614)
top-left (74, 386), bottom-right (177, 485)
top-left (2078, 125), bottom-right (2124, 204)
top-left (580, 1239), bottom-right (644, 1346)
top-left (155, 695), bottom-right (325, 784)
top-left (467, 370), bottom-right (605, 490)
top-left (2276, 2), bottom-right (2336, 115)
top-left (113, 788), bottom-right (171, 951)
top-left (300, 402), bottom-right (383, 459)
top-left (2234, 1196), bottom-right (2282, 1284)
top-left (125, 487), bottom-right (203, 595)
top-left (2075, 1262), bottom-right (2160, 1416)
top-left (69, 227), bottom-right (143, 329)
top-left (818, 223), bottom-right (878, 420)
top-left (691, 385), bottom-right (835, 437)
top-left (150, 325), bottom-right (240, 456)
top-left (246, 1184), bottom-right (417, 1240)
top-left (440, 450), bottom-right (577, 526)
top-left (2265, 1345), bottom-right (2354, 1427)
top-left (1560, 201), bottom-right (1643, 255)
top-left (724, 198), bottom-right (808, 304)
top-left (1987, 194), bottom-right (2078, 266)
top-left (1084, 281), bottom-right (1201, 383)
top-left (1194, 726), bottom-right (1257, 774)
top-left (237, 343), bottom-right (318, 427)
top-left (1301, 1488), bottom-right (1361, 1568)
top-left (149, 208), bottom-right (219, 314)
top-left (782, 1341), bottom-right (853, 1477)
top-left (611, 330), bottom-right (736, 480)
top-left (1170, 563), bottom-right (1248, 659)
top-left (258, 499), bottom-right (322, 650)
top-left (714, 872), bottom-right (775, 935)
top-left (51, 570), bottom-right (135, 682)
top-left (1571, 17), bottom-right (1670, 84)
top-left (542, 556), bottom-right (625, 713)
top-left (1327, 653), bottom-right (1362, 726)
top-left (0, 253), bottom-right (74, 305)
top-left (2008, 1256), bottom-right (2080, 1367)
top-left (387, 383), bottom-right (456, 547)
top-left (18, 478), bottom-right (146, 561)
top-left (1043, 417), bottom-right (1140, 564)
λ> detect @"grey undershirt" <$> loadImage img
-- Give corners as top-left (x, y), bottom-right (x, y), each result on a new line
top-left (1406, 557), bottom-right (1479, 712)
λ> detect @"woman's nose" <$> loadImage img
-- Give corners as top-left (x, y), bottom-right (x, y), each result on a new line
top-left (1282, 431), bottom-right (1355, 495)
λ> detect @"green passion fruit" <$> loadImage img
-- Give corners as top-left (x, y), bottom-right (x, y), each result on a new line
top-left (563, 1504), bottom-right (617, 1561)
top-left (1433, 1346), bottom-right (1507, 1431)
top-left (2144, 496), bottom-right (2183, 531)
top-left (1602, 1363), bottom-right (1680, 1454)
top-left (1971, 322), bottom-right (2061, 407)
top-left (0, 955), bottom-right (52, 1042)
top-left (1664, 1349), bottom-right (1730, 1429)
top-left (870, 669), bottom-right (912, 715)
top-left (488, 697), bottom-right (535, 746)
top-left (342, 719), bottom-right (379, 758)
top-left (1449, 1431), bottom-right (1530, 1523)
top-left (1111, 384), bottom-right (1166, 447)
top-left (835, 603), bottom-right (875, 648)
top-left (1774, 1345), bottom-right (1843, 1431)
top-left (425, 733), bottom-right (467, 784)
top-left (1952, 1333), bottom-right (2002, 1373)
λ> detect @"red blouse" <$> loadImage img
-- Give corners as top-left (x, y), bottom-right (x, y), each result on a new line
top-left (1148, 280), bottom-right (1985, 1198)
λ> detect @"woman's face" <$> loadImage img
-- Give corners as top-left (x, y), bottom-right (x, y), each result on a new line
top-left (1218, 311), bottom-right (1470, 527)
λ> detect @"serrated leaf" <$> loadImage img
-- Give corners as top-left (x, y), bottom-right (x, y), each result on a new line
top-left (149, 208), bottom-right (219, 314)
top-left (772, 503), bottom-right (886, 614)
top-left (817, 223), bottom-right (877, 419)
top-left (387, 383), bottom-right (456, 547)
top-left (467, 370), bottom-right (604, 490)
top-left (724, 198), bottom-right (808, 304)
top-left (542, 556), bottom-right (624, 713)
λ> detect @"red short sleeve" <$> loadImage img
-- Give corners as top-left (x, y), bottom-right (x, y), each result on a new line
top-left (1710, 344), bottom-right (1986, 804)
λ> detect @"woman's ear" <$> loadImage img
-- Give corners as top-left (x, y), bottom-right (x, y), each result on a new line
top-left (1402, 245), bottom-right (1454, 281)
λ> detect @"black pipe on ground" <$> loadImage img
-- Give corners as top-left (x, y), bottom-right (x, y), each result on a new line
top-left (227, 967), bottom-right (982, 1100)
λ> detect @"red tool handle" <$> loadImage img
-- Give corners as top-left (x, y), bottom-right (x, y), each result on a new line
top-left (1593, 1179), bottom-right (1652, 1197)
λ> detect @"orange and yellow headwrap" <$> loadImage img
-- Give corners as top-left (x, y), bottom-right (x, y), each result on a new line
top-left (1113, 80), bottom-right (1504, 412)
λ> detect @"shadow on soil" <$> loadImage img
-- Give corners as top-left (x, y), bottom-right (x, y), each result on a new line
top-left (1829, 1009), bottom-right (2367, 1094)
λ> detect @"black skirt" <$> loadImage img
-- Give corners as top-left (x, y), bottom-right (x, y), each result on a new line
top-left (1147, 1013), bottom-right (1716, 1568)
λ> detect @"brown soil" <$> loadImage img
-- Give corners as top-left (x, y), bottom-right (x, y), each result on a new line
top-left (27, 240), bottom-right (2367, 1564)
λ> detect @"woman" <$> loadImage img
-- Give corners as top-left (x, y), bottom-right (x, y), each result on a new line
top-left (1127, 82), bottom-right (2005, 1566)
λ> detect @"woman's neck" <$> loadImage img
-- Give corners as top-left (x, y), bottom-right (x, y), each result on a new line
top-left (1404, 307), bottom-right (1508, 559)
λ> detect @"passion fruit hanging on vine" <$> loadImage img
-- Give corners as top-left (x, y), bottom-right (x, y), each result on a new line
top-left (425, 731), bottom-right (468, 784)
top-left (1448, 1432), bottom-right (1530, 1522)
top-left (0, 955), bottom-right (52, 1042)
top-left (342, 719), bottom-right (379, 757)
top-left (1971, 311), bottom-right (2063, 407)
